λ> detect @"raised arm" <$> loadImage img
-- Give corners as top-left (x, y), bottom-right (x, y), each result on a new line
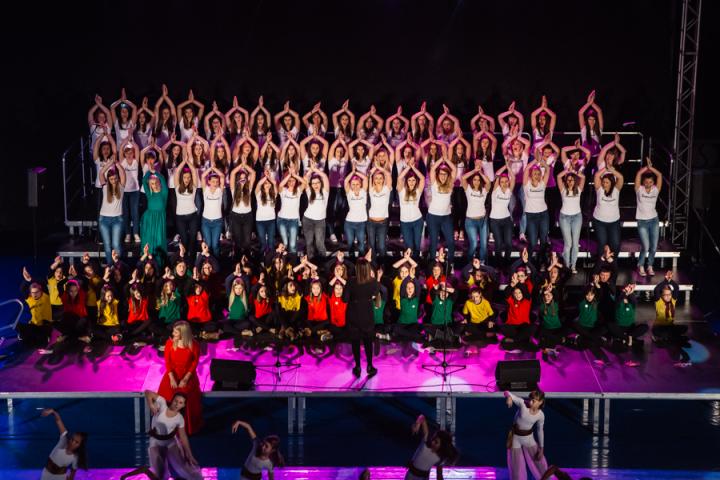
top-left (41, 408), bottom-right (68, 435)
top-left (231, 420), bottom-right (257, 440)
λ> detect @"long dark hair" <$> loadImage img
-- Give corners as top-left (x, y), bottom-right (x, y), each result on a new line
top-left (233, 174), bottom-right (251, 206)
top-left (601, 173), bottom-right (616, 198)
top-left (428, 430), bottom-right (458, 465)
top-left (154, 104), bottom-right (175, 137)
top-left (256, 434), bottom-right (285, 467)
top-left (72, 431), bottom-right (89, 470)
top-left (584, 112), bottom-right (601, 141)
top-left (309, 175), bottom-right (324, 203)
top-left (260, 182), bottom-right (276, 206)
top-left (563, 173), bottom-right (579, 196)
top-left (355, 259), bottom-right (374, 285)
top-left (105, 169), bottom-right (122, 203)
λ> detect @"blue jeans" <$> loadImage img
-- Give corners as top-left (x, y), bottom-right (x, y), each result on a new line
top-left (344, 221), bottom-right (367, 256)
top-left (122, 190), bottom-right (140, 236)
top-left (277, 217), bottom-right (299, 253)
top-left (490, 217), bottom-right (513, 261)
top-left (426, 213), bottom-right (454, 261)
top-left (98, 215), bottom-right (123, 262)
top-left (201, 217), bottom-right (223, 256)
top-left (366, 219), bottom-right (388, 259)
top-left (559, 213), bottom-right (583, 269)
top-left (256, 219), bottom-right (276, 253)
top-left (464, 217), bottom-right (488, 262)
top-left (593, 218), bottom-right (621, 256)
top-left (400, 218), bottom-right (423, 257)
top-left (525, 211), bottom-right (549, 252)
top-left (637, 217), bottom-right (659, 268)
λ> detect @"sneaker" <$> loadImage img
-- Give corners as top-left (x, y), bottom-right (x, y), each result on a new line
top-left (264, 345), bottom-right (274, 352)
top-left (79, 336), bottom-right (91, 344)
top-left (637, 265), bottom-right (646, 277)
top-left (37, 348), bottom-right (53, 355)
top-left (488, 233), bottom-right (494, 243)
top-left (329, 234), bottom-right (338, 243)
top-left (509, 348), bottom-right (523, 354)
top-left (593, 359), bottom-right (606, 366)
top-left (55, 335), bottom-right (67, 343)
top-left (226, 231), bottom-right (232, 240)
top-left (83, 345), bottom-right (93, 354)
top-left (172, 234), bottom-right (181, 243)
top-left (158, 344), bottom-right (165, 352)
top-left (571, 266), bottom-right (578, 274)
top-left (647, 266), bottom-right (655, 276)
top-left (624, 360), bottom-right (640, 367)
top-left (519, 234), bottom-right (527, 243)
top-left (132, 341), bottom-right (147, 348)
top-left (197, 231), bottom-right (203, 241)
top-left (133, 234), bottom-right (141, 243)
top-left (674, 361), bottom-right (692, 368)
top-left (320, 332), bottom-right (333, 342)
top-left (241, 329), bottom-right (254, 337)
top-left (124, 234), bottom-right (131, 243)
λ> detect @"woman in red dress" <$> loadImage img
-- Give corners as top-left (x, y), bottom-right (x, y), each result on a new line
top-left (157, 321), bottom-right (203, 435)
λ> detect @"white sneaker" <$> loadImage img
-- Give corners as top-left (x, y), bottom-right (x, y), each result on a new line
top-left (488, 233), bottom-right (494, 243)
top-left (674, 361), bottom-right (692, 368)
top-left (37, 348), bottom-right (53, 355)
top-left (519, 234), bottom-right (527, 243)
top-left (330, 234), bottom-right (338, 243)
top-left (197, 231), bottom-right (203, 241)
top-left (124, 234), bottom-right (131, 243)
top-left (647, 266), bottom-right (655, 276)
top-left (571, 267), bottom-right (578, 274)
top-left (134, 234), bottom-right (141, 243)
top-left (637, 266), bottom-right (646, 277)
top-left (173, 234), bottom-right (181, 243)
top-left (225, 231), bottom-right (232, 240)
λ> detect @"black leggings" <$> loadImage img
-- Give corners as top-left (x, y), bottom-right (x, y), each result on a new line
top-left (57, 314), bottom-right (90, 339)
top-left (351, 333), bottom-right (374, 369)
top-left (393, 323), bottom-right (424, 343)
top-left (17, 323), bottom-right (52, 347)
top-left (500, 323), bottom-right (535, 343)
top-left (229, 211), bottom-right (254, 255)
top-left (537, 325), bottom-right (566, 349)
top-left (607, 323), bottom-right (648, 341)
top-left (574, 323), bottom-right (608, 361)
top-left (176, 212), bottom-right (200, 259)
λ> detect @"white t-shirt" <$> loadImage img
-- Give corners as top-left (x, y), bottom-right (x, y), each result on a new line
top-left (346, 189), bottom-right (368, 222)
top-left (409, 439), bottom-right (442, 472)
top-left (178, 117), bottom-right (198, 142)
top-left (489, 187), bottom-right (513, 219)
top-left (255, 191), bottom-right (276, 221)
top-left (277, 126), bottom-right (299, 147)
top-left (304, 189), bottom-right (329, 221)
top-left (42, 432), bottom-right (78, 480)
top-left (368, 185), bottom-right (391, 219)
top-left (465, 186), bottom-right (488, 218)
top-left (176, 188), bottom-right (198, 215)
top-left (428, 183), bottom-right (452, 216)
top-left (399, 189), bottom-right (422, 223)
top-left (99, 184), bottom-right (124, 217)
top-left (278, 187), bottom-right (301, 220)
top-left (593, 188), bottom-right (620, 223)
top-left (202, 187), bottom-right (224, 220)
top-left (353, 156), bottom-right (371, 175)
top-left (507, 152), bottom-right (528, 184)
top-left (560, 188), bottom-right (582, 216)
top-left (302, 156), bottom-right (326, 173)
top-left (114, 119), bottom-right (133, 146)
top-left (243, 439), bottom-right (274, 476)
top-left (149, 396), bottom-right (185, 448)
top-left (523, 181), bottom-right (547, 213)
top-left (94, 158), bottom-right (111, 188)
top-left (121, 159), bottom-right (140, 192)
top-left (636, 186), bottom-right (659, 220)
top-left (231, 189), bottom-right (253, 214)
top-left (327, 157), bottom-right (348, 188)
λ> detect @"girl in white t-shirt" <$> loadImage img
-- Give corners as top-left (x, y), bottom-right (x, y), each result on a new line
top-left (274, 102), bottom-right (300, 148)
top-left (153, 84), bottom-right (177, 147)
top-left (448, 137), bottom-right (471, 242)
top-left (200, 167), bottom-right (226, 257)
top-left (303, 103), bottom-right (329, 137)
top-left (344, 167), bottom-right (369, 256)
top-left (634, 157), bottom-right (664, 276)
top-left (176, 90), bottom-right (205, 143)
top-left (332, 101), bottom-right (355, 144)
top-left (134, 99), bottom-right (154, 149)
top-left (254, 172), bottom-right (279, 253)
top-left (349, 139), bottom-right (373, 175)
top-left (119, 139), bottom-right (141, 244)
top-left (249, 96), bottom-right (271, 149)
top-left (40, 408), bottom-right (87, 480)
top-left (231, 420), bottom-right (284, 480)
top-left (280, 139), bottom-right (302, 175)
top-left (302, 166), bottom-right (330, 259)
top-left (173, 159), bottom-right (200, 259)
top-left (92, 131), bottom-right (117, 210)
top-left (461, 167), bottom-right (490, 263)
top-left (385, 107), bottom-right (409, 148)
top-left (87, 94), bottom-right (113, 151)
top-left (259, 139), bottom-right (281, 183)
top-left (427, 158), bottom-right (457, 261)
top-left (110, 89), bottom-right (137, 147)
top-left (497, 101), bottom-right (524, 139)
top-left (530, 96), bottom-right (557, 153)
top-left (277, 167), bottom-right (308, 253)
top-left (397, 165), bottom-right (426, 258)
top-left (98, 161), bottom-right (126, 263)
top-left (503, 135), bottom-right (531, 242)
top-left (121, 391), bottom-right (201, 480)
top-left (405, 414), bottom-right (457, 480)
top-left (357, 105), bottom-right (383, 144)
top-left (579, 90), bottom-right (604, 159)
top-left (557, 168), bottom-right (586, 273)
top-left (522, 159), bottom-right (551, 254)
top-left (367, 166), bottom-right (393, 259)
top-left (593, 165), bottom-right (625, 257)
top-left (489, 163), bottom-right (516, 265)
top-left (300, 133), bottom-right (329, 173)
top-left (473, 131), bottom-right (497, 182)
top-left (229, 163), bottom-right (257, 256)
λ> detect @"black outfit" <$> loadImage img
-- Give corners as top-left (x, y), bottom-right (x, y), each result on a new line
top-left (346, 278), bottom-right (380, 371)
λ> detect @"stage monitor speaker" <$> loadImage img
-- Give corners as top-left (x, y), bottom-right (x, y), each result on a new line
top-left (27, 167), bottom-right (47, 208)
top-left (210, 359), bottom-right (256, 391)
top-left (495, 360), bottom-right (541, 391)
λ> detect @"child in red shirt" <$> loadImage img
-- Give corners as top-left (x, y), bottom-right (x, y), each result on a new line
top-left (125, 283), bottom-right (152, 346)
top-left (187, 282), bottom-right (219, 339)
top-left (328, 282), bottom-right (348, 341)
top-left (500, 274), bottom-right (536, 352)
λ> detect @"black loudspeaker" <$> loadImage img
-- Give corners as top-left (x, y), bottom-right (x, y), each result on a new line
top-left (27, 167), bottom-right (47, 208)
top-left (210, 359), bottom-right (256, 391)
top-left (495, 360), bottom-right (541, 391)
top-left (693, 170), bottom-right (720, 211)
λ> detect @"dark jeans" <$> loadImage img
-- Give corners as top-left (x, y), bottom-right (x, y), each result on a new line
top-left (230, 211), bottom-right (254, 255)
top-left (426, 213), bottom-right (454, 260)
top-left (393, 323), bottom-right (424, 343)
top-left (451, 187), bottom-right (467, 232)
top-left (303, 216), bottom-right (327, 259)
top-left (525, 210), bottom-right (549, 252)
top-left (176, 212), bottom-right (199, 258)
top-left (344, 221), bottom-right (367, 256)
top-left (464, 217), bottom-right (488, 262)
top-left (400, 218), bottom-right (423, 258)
top-left (490, 217), bottom-right (513, 263)
top-left (593, 218), bottom-right (620, 256)
top-left (201, 217), bottom-right (224, 257)
top-left (366, 219), bottom-right (388, 259)
top-left (326, 187), bottom-right (347, 238)
top-left (256, 219), bottom-right (276, 253)
top-left (607, 323), bottom-right (649, 340)
top-left (122, 190), bottom-right (140, 236)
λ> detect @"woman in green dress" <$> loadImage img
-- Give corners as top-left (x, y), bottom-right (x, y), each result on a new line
top-left (140, 165), bottom-right (169, 266)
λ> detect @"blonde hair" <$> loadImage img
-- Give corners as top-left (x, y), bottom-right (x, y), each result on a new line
top-left (172, 321), bottom-right (193, 349)
top-left (228, 278), bottom-right (248, 311)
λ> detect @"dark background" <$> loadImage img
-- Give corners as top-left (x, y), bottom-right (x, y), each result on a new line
top-left (2, 0), bottom-right (718, 239)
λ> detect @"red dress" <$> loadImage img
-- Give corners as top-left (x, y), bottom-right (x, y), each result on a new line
top-left (157, 339), bottom-right (203, 435)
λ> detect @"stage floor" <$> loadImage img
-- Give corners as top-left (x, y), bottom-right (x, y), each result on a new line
top-left (4, 466), bottom-right (720, 479)
top-left (1, 305), bottom-right (718, 396)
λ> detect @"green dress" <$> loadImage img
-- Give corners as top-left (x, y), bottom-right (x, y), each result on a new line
top-left (140, 171), bottom-right (168, 266)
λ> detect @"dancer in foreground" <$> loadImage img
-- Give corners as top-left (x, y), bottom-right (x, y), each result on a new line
top-left (120, 390), bottom-right (201, 480)
top-left (504, 390), bottom-right (548, 480)
top-left (40, 408), bottom-right (88, 480)
top-left (404, 414), bottom-right (458, 480)
top-left (232, 420), bottom-right (284, 480)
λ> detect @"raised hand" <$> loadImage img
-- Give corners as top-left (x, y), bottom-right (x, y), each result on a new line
top-left (22, 267), bottom-right (32, 282)
top-left (587, 90), bottom-right (596, 104)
